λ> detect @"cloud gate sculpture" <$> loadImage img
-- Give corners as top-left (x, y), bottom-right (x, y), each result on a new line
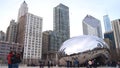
top-left (58, 35), bottom-right (110, 66)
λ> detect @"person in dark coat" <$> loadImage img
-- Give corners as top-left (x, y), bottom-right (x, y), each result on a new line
top-left (11, 51), bottom-right (17, 68)
top-left (48, 60), bottom-right (51, 68)
top-left (39, 60), bottom-right (44, 68)
top-left (66, 60), bottom-right (71, 68)
top-left (15, 53), bottom-right (22, 68)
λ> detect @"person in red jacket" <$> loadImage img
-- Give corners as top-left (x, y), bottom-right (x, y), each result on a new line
top-left (7, 51), bottom-right (13, 68)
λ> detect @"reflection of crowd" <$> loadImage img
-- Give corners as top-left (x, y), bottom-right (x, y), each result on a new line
top-left (7, 51), bottom-right (22, 68)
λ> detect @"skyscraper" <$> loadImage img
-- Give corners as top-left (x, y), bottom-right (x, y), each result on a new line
top-left (42, 30), bottom-right (56, 60)
top-left (104, 31), bottom-right (117, 60)
top-left (104, 31), bottom-right (116, 49)
top-left (103, 15), bottom-right (112, 32)
top-left (17, 1), bottom-right (42, 64)
top-left (0, 31), bottom-right (5, 41)
top-left (111, 19), bottom-right (120, 58)
top-left (6, 20), bottom-right (17, 43)
top-left (82, 15), bottom-right (102, 38)
top-left (17, 1), bottom-right (28, 21)
top-left (53, 3), bottom-right (70, 50)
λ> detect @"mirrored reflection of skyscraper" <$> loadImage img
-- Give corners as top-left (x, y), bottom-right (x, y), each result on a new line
top-left (111, 19), bottom-right (120, 58)
top-left (82, 15), bottom-right (102, 38)
top-left (53, 3), bottom-right (70, 50)
top-left (103, 15), bottom-right (112, 32)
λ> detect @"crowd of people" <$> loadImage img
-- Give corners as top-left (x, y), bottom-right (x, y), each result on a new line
top-left (7, 51), bottom-right (22, 68)
top-left (6, 51), bottom-right (120, 68)
top-left (65, 58), bottom-right (120, 68)
top-left (39, 60), bottom-right (55, 68)
top-left (66, 58), bottom-right (80, 68)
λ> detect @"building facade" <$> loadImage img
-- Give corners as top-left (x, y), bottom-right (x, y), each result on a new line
top-left (103, 15), bottom-right (112, 32)
top-left (0, 41), bottom-right (23, 64)
top-left (6, 20), bottom-right (17, 43)
top-left (42, 30), bottom-right (52, 60)
top-left (104, 31), bottom-right (117, 60)
top-left (53, 3), bottom-right (70, 51)
top-left (111, 19), bottom-right (120, 58)
top-left (0, 31), bottom-right (5, 41)
top-left (104, 31), bottom-right (116, 49)
top-left (82, 15), bottom-right (102, 38)
top-left (17, 1), bottom-right (43, 64)
top-left (42, 31), bottom-right (58, 65)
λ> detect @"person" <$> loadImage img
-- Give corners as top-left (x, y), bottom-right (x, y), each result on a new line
top-left (11, 51), bottom-right (17, 68)
top-left (15, 53), bottom-right (22, 68)
top-left (66, 60), bottom-right (71, 68)
top-left (7, 51), bottom-right (13, 68)
top-left (48, 60), bottom-right (51, 68)
top-left (73, 58), bottom-right (79, 67)
top-left (88, 60), bottom-right (92, 68)
top-left (117, 60), bottom-right (120, 68)
top-left (85, 60), bottom-right (89, 67)
top-left (92, 59), bottom-right (97, 68)
top-left (39, 60), bottom-right (44, 68)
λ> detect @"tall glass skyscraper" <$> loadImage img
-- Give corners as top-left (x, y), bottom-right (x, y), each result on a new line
top-left (103, 15), bottom-right (112, 32)
top-left (53, 3), bottom-right (70, 50)
top-left (82, 15), bottom-right (102, 38)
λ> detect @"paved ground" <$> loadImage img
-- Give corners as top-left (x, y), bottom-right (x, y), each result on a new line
top-left (0, 66), bottom-right (119, 68)
top-left (0, 64), bottom-right (119, 68)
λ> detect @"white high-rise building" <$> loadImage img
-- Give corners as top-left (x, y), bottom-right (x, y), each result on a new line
top-left (17, 1), bottom-right (42, 64)
top-left (82, 15), bottom-right (102, 38)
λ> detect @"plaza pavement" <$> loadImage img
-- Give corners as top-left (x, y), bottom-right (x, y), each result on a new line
top-left (0, 64), bottom-right (119, 68)
top-left (0, 66), bottom-right (119, 68)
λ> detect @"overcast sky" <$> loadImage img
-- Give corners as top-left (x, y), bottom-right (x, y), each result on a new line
top-left (0, 0), bottom-right (120, 37)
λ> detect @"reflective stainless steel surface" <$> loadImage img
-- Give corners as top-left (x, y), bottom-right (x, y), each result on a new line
top-left (58, 35), bottom-right (110, 65)
top-left (59, 35), bottom-right (109, 56)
